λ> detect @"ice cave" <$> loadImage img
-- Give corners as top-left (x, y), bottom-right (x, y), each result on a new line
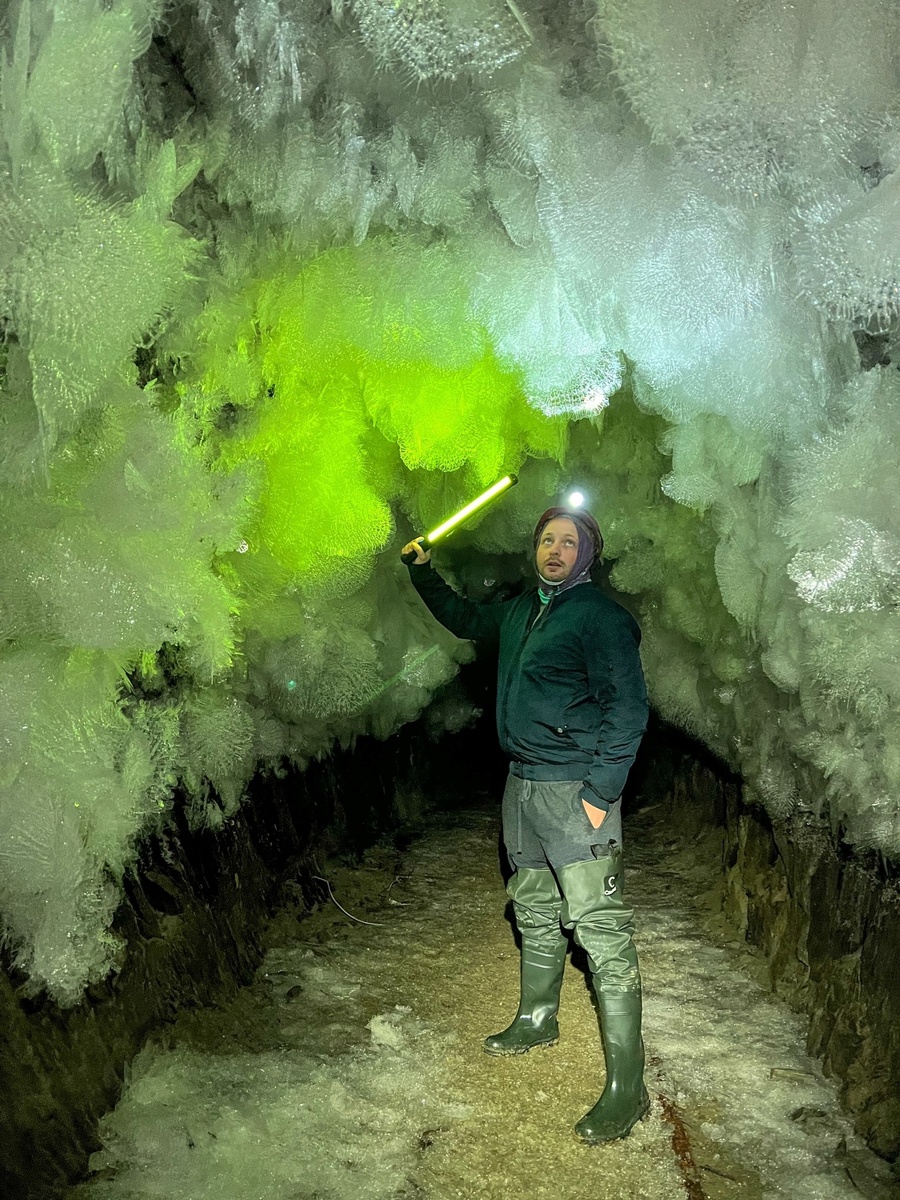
top-left (1, 2), bottom-right (899, 1197)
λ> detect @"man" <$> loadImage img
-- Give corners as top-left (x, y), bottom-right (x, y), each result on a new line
top-left (401, 506), bottom-right (650, 1143)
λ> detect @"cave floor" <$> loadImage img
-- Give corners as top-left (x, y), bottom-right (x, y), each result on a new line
top-left (72, 802), bottom-right (889, 1200)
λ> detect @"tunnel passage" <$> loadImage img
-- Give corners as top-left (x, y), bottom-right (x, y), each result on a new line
top-left (3, 0), bottom-right (900, 1195)
top-left (1, 693), bottom-right (899, 1199)
top-left (0, 702), bottom-right (503, 1200)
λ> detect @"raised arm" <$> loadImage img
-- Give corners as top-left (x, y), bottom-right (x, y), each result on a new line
top-left (402, 539), bottom-right (506, 643)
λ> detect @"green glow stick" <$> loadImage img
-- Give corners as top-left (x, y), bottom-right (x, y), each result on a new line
top-left (402, 474), bottom-right (518, 561)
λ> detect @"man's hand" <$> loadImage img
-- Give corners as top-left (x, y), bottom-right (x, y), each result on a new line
top-left (582, 798), bottom-right (607, 830)
top-left (401, 537), bottom-right (431, 565)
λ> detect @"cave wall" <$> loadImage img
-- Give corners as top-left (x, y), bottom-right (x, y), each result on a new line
top-left (0, 717), bottom-right (491, 1200)
top-left (648, 729), bottom-right (900, 1162)
top-left (7, 0), bottom-right (900, 1030)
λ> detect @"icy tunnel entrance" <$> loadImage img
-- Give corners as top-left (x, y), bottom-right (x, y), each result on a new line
top-left (7, 2), bottom-right (900, 1195)
top-left (55, 711), bottom-right (894, 1200)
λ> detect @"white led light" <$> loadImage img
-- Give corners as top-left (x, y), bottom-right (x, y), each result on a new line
top-left (567, 491), bottom-right (586, 508)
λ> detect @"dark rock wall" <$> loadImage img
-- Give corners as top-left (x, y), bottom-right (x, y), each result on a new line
top-left (643, 726), bottom-right (900, 1162)
top-left (0, 718), bottom-right (499, 1200)
top-left (728, 806), bottom-right (900, 1161)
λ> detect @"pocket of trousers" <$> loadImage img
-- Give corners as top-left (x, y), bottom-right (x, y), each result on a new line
top-left (582, 796), bottom-right (607, 830)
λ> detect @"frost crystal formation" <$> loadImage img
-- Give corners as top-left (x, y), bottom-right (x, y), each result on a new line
top-left (1, 0), bottom-right (900, 1003)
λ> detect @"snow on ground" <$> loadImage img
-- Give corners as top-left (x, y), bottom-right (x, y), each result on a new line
top-left (71, 804), bottom-right (889, 1200)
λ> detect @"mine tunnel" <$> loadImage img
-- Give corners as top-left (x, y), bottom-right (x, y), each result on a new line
top-left (2, 1), bottom-right (900, 1198)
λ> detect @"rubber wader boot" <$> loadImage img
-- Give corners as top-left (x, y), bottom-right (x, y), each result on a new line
top-left (558, 853), bottom-right (650, 1142)
top-left (483, 866), bottom-right (568, 1056)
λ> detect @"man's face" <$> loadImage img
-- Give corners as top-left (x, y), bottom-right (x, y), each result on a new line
top-left (536, 517), bottom-right (580, 582)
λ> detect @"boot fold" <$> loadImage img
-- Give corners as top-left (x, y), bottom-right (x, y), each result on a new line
top-left (558, 854), bottom-right (640, 993)
top-left (484, 868), bottom-right (567, 1056)
top-left (556, 856), bottom-right (648, 1141)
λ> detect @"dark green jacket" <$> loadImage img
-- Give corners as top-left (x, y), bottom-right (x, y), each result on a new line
top-left (407, 562), bottom-right (648, 810)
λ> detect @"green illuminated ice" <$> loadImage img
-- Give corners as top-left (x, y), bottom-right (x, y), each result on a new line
top-left (1, 0), bottom-right (900, 1004)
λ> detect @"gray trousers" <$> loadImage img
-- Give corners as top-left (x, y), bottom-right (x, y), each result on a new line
top-left (501, 771), bottom-right (640, 993)
top-left (502, 772), bottom-right (623, 872)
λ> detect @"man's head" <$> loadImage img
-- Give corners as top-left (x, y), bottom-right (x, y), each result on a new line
top-left (535, 516), bottom-right (581, 582)
top-left (533, 507), bottom-right (603, 589)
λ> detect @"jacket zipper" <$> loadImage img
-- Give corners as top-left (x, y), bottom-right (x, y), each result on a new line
top-left (499, 591), bottom-right (554, 745)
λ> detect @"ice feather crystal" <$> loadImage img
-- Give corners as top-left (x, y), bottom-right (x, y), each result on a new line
top-left (3, 0), bottom-right (900, 1002)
